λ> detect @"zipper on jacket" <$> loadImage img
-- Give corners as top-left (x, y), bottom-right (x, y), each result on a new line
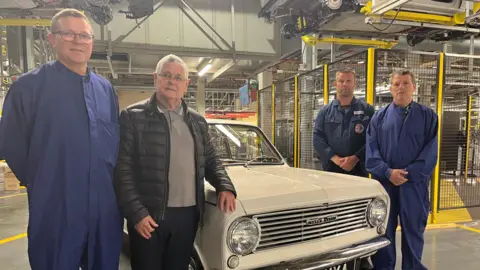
top-left (162, 114), bottom-right (170, 221)
top-left (186, 115), bottom-right (199, 210)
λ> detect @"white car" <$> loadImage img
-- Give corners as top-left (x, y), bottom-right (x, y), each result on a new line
top-left (124, 119), bottom-right (391, 270)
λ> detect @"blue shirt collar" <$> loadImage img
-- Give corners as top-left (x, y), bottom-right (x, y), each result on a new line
top-left (332, 96), bottom-right (358, 107)
top-left (54, 60), bottom-right (92, 81)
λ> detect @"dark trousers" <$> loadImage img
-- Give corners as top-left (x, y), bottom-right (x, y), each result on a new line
top-left (128, 206), bottom-right (199, 270)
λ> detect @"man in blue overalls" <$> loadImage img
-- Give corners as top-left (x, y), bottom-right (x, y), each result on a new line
top-left (366, 69), bottom-right (438, 270)
top-left (313, 68), bottom-right (375, 269)
top-left (314, 68), bottom-right (375, 177)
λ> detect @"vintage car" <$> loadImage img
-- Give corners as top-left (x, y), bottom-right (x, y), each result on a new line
top-left (124, 119), bottom-right (391, 270)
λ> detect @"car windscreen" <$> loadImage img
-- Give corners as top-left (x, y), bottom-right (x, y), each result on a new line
top-left (208, 123), bottom-right (283, 166)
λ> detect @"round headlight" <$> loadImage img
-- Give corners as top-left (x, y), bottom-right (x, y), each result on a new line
top-left (227, 217), bottom-right (261, 255)
top-left (367, 198), bottom-right (387, 227)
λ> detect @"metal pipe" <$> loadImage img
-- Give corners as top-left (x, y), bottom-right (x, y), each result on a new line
top-left (128, 54), bottom-right (132, 74)
top-left (469, 35), bottom-right (474, 73)
top-left (464, 95), bottom-right (473, 180)
top-left (231, 0), bottom-right (236, 57)
top-left (0, 18), bottom-right (50, 26)
top-left (114, 0), bottom-right (165, 44)
top-left (21, 26), bottom-right (28, 73)
top-left (180, 0), bottom-right (233, 51)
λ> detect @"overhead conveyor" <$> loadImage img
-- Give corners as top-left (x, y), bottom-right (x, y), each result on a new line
top-left (258, 0), bottom-right (480, 46)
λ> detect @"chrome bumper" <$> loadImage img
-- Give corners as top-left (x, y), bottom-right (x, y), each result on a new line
top-left (259, 237), bottom-right (390, 270)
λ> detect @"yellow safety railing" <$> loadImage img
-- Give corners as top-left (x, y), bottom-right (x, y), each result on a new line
top-left (254, 48), bottom-right (480, 223)
top-left (431, 52), bottom-right (444, 224)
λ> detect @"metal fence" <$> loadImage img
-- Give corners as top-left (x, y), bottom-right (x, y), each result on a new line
top-left (274, 78), bottom-right (295, 167)
top-left (254, 49), bottom-right (480, 216)
top-left (439, 54), bottom-right (480, 210)
top-left (258, 86), bottom-right (273, 142)
top-left (298, 66), bottom-right (326, 170)
top-left (329, 51), bottom-right (368, 103)
top-left (374, 50), bottom-right (438, 111)
top-left (374, 50), bottom-right (439, 208)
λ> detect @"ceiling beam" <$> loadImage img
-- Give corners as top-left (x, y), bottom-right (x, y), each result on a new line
top-left (93, 41), bottom-right (280, 61)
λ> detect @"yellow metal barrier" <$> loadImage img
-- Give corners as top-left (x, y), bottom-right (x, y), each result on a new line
top-left (323, 64), bottom-right (329, 105)
top-left (271, 84), bottom-right (275, 145)
top-left (431, 52), bottom-right (444, 224)
top-left (361, 1), bottom-right (465, 26)
top-left (366, 48), bottom-right (375, 106)
top-left (301, 36), bottom-right (397, 49)
top-left (0, 18), bottom-right (51, 27)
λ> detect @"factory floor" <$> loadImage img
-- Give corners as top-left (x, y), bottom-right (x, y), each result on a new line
top-left (1, 189), bottom-right (480, 270)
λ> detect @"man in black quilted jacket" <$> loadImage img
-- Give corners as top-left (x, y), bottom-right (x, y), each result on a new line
top-left (114, 54), bottom-right (237, 270)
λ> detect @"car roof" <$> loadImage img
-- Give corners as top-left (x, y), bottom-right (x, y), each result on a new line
top-left (205, 118), bottom-right (258, 127)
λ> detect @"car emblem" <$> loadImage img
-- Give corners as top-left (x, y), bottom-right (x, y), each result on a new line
top-left (305, 215), bottom-right (337, 226)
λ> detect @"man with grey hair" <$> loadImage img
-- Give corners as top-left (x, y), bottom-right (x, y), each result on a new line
top-left (114, 54), bottom-right (237, 269)
top-left (0, 8), bottom-right (122, 270)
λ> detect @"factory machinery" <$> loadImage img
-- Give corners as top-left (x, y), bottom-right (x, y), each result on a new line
top-left (0, 1), bottom-right (155, 25)
top-left (259, 0), bottom-right (480, 47)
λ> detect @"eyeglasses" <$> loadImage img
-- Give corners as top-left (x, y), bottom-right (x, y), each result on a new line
top-left (159, 73), bottom-right (186, 83)
top-left (53, 31), bottom-right (94, 44)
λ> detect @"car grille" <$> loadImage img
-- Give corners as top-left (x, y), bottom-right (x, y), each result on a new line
top-left (253, 198), bottom-right (371, 251)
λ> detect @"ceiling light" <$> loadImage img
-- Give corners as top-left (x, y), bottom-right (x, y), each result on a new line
top-left (198, 63), bottom-right (212, 76)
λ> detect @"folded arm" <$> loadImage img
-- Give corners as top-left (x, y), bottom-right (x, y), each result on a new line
top-left (365, 115), bottom-right (392, 181)
top-left (114, 110), bottom-right (149, 224)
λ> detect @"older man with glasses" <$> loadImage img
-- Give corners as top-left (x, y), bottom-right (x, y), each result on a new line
top-left (0, 8), bottom-right (123, 270)
top-left (114, 54), bottom-right (237, 270)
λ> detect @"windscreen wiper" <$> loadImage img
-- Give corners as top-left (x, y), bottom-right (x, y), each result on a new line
top-left (243, 156), bottom-right (280, 168)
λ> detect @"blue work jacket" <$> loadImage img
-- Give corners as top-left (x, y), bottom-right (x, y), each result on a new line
top-left (313, 97), bottom-right (375, 174)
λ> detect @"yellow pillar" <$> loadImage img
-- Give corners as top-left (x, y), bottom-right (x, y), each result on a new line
top-left (431, 53), bottom-right (445, 224)
top-left (366, 48), bottom-right (376, 105)
top-left (323, 64), bottom-right (329, 105)
top-left (271, 84), bottom-right (276, 145)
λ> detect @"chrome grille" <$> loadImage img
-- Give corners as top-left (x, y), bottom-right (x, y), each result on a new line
top-left (253, 198), bottom-right (371, 251)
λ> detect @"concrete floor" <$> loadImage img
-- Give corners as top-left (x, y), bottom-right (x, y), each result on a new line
top-left (1, 189), bottom-right (480, 270)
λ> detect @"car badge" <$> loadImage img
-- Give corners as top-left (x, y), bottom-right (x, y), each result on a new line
top-left (305, 215), bottom-right (338, 226)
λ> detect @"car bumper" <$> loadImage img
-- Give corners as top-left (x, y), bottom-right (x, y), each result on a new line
top-left (258, 236), bottom-right (390, 270)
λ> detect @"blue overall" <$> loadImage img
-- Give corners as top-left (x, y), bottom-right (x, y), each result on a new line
top-left (0, 61), bottom-right (123, 270)
top-left (365, 102), bottom-right (438, 270)
top-left (313, 97), bottom-right (375, 176)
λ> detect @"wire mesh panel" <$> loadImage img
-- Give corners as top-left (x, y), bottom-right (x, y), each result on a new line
top-left (328, 51), bottom-right (368, 103)
top-left (439, 54), bottom-right (480, 210)
top-left (298, 67), bottom-right (325, 170)
top-left (374, 50), bottom-right (438, 111)
top-left (258, 86), bottom-right (273, 142)
top-left (274, 79), bottom-right (295, 166)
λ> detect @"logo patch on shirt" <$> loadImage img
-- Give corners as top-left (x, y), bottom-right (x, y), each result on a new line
top-left (355, 123), bottom-right (365, 133)
top-left (354, 110), bottom-right (364, 115)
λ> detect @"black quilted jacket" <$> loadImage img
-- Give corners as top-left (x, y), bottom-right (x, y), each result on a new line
top-left (114, 94), bottom-right (237, 225)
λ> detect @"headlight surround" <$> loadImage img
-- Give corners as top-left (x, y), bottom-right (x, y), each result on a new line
top-left (227, 217), bottom-right (261, 255)
top-left (367, 198), bottom-right (388, 227)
